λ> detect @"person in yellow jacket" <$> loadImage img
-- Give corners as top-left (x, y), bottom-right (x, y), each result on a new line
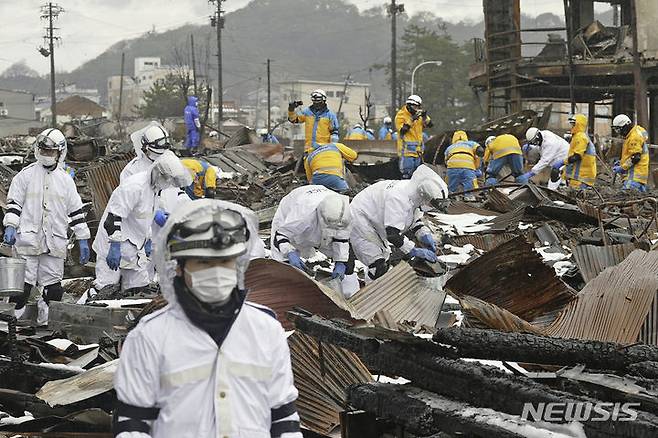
top-left (345, 124), bottom-right (368, 140)
top-left (181, 158), bottom-right (217, 199)
top-left (444, 131), bottom-right (483, 196)
top-left (288, 89), bottom-right (339, 152)
top-left (550, 114), bottom-right (597, 189)
top-left (304, 142), bottom-right (357, 193)
top-left (395, 94), bottom-right (433, 179)
top-left (483, 133), bottom-right (523, 185)
top-left (611, 114), bottom-right (649, 192)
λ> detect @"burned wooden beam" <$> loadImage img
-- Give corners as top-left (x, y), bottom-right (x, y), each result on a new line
top-left (628, 362), bottom-right (658, 379)
top-left (349, 383), bottom-right (530, 438)
top-left (289, 311), bottom-right (658, 438)
top-left (433, 327), bottom-right (658, 372)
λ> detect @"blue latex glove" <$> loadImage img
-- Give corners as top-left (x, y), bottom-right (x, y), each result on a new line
top-left (3, 226), bottom-right (16, 245)
top-left (154, 209), bottom-right (169, 227)
top-left (485, 177), bottom-right (498, 186)
top-left (106, 242), bottom-right (122, 271)
top-left (409, 247), bottom-right (438, 263)
top-left (612, 165), bottom-right (626, 174)
top-left (145, 239), bottom-right (152, 257)
top-left (517, 171), bottom-right (535, 184)
top-left (552, 160), bottom-right (565, 170)
top-left (419, 233), bottom-right (437, 252)
top-left (474, 169), bottom-right (483, 178)
top-left (287, 250), bottom-right (307, 271)
top-left (331, 262), bottom-right (347, 280)
top-left (78, 239), bottom-right (90, 264)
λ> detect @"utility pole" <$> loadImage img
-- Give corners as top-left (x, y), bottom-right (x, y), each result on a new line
top-left (630, 0), bottom-right (648, 128)
top-left (118, 52), bottom-right (125, 122)
top-left (190, 34), bottom-right (197, 96)
top-left (209, 0), bottom-right (225, 132)
top-left (40, 2), bottom-right (63, 127)
top-left (267, 58), bottom-right (271, 134)
top-left (388, 0), bottom-right (404, 115)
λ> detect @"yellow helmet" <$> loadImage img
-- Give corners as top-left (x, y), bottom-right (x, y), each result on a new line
top-left (451, 130), bottom-right (468, 143)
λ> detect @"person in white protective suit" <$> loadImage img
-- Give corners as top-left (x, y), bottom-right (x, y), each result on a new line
top-left (270, 185), bottom-right (355, 291)
top-left (120, 122), bottom-right (172, 181)
top-left (2, 128), bottom-right (90, 319)
top-left (92, 150), bottom-right (192, 292)
top-left (350, 164), bottom-right (448, 281)
top-left (518, 127), bottom-right (570, 189)
top-left (113, 199), bottom-right (302, 438)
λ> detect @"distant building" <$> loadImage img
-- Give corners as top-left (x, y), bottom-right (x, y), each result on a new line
top-left (39, 95), bottom-right (108, 124)
top-left (107, 56), bottom-right (191, 119)
top-left (0, 88), bottom-right (41, 137)
top-left (279, 79), bottom-right (371, 141)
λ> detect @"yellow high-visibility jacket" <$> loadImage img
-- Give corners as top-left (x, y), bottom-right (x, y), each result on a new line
top-left (620, 125), bottom-right (649, 185)
top-left (395, 105), bottom-right (431, 158)
top-left (445, 141), bottom-right (481, 171)
top-left (483, 134), bottom-right (522, 163)
top-left (182, 158), bottom-right (217, 199)
top-left (304, 142), bottom-right (358, 181)
top-left (565, 114), bottom-right (597, 188)
top-left (288, 106), bottom-right (339, 152)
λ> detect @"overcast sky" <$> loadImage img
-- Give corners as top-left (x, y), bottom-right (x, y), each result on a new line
top-left (0, 0), bottom-right (611, 75)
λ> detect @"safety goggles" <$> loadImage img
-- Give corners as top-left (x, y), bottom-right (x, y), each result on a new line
top-left (35, 134), bottom-right (60, 150)
top-left (168, 210), bottom-right (248, 251)
top-left (145, 135), bottom-right (171, 150)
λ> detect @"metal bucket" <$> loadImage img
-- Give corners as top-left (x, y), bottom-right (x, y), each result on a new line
top-left (0, 257), bottom-right (26, 297)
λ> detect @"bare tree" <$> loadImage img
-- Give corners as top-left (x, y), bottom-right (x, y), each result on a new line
top-left (358, 90), bottom-right (373, 129)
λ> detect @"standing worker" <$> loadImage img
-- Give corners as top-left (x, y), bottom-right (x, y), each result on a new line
top-left (3, 129), bottom-right (90, 318)
top-left (444, 131), bottom-right (483, 198)
top-left (305, 142), bottom-right (357, 193)
top-left (288, 89), bottom-right (339, 152)
top-left (184, 95), bottom-right (201, 155)
top-left (551, 114), bottom-right (597, 189)
top-left (345, 124), bottom-right (367, 140)
top-left (379, 116), bottom-right (394, 140)
top-left (257, 128), bottom-right (279, 144)
top-left (113, 199), bottom-right (302, 438)
top-left (395, 95), bottom-right (433, 179)
top-left (350, 165), bottom-right (447, 281)
top-left (182, 158), bottom-right (218, 199)
top-left (92, 151), bottom-right (192, 293)
top-left (121, 123), bottom-right (173, 181)
top-left (270, 186), bottom-right (354, 286)
top-left (519, 128), bottom-right (569, 189)
top-left (483, 134), bottom-right (524, 186)
top-left (611, 114), bottom-right (649, 192)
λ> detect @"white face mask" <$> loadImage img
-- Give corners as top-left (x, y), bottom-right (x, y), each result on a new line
top-left (185, 266), bottom-right (237, 304)
top-left (36, 149), bottom-right (58, 167)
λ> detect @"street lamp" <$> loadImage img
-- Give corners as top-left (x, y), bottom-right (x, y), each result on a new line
top-left (411, 60), bottom-right (442, 95)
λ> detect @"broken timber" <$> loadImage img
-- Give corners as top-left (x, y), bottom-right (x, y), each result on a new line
top-left (288, 311), bottom-right (658, 438)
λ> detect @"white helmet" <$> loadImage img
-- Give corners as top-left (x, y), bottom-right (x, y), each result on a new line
top-left (525, 127), bottom-right (539, 143)
top-left (383, 116), bottom-right (392, 124)
top-left (167, 205), bottom-right (248, 261)
top-left (317, 192), bottom-right (352, 245)
top-left (612, 114), bottom-right (632, 132)
top-left (406, 95), bottom-right (422, 106)
top-left (353, 123), bottom-right (362, 130)
top-left (34, 128), bottom-right (66, 167)
top-left (140, 124), bottom-right (171, 158)
top-left (256, 128), bottom-right (268, 136)
top-left (151, 150), bottom-right (193, 191)
top-left (485, 135), bottom-right (496, 147)
top-left (412, 164), bottom-right (448, 204)
top-left (310, 89), bottom-right (327, 103)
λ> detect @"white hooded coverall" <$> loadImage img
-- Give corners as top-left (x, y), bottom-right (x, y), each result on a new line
top-left (114, 200), bottom-right (302, 438)
top-left (4, 162), bottom-right (90, 286)
top-left (120, 123), bottom-right (162, 181)
top-left (530, 130), bottom-right (570, 190)
top-left (270, 185), bottom-right (351, 263)
top-left (350, 168), bottom-right (435, 267)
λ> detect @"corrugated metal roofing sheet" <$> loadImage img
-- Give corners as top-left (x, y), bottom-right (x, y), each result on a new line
top-left (347, 262), bottom-right (445, 328)
top-left (244, 258), bottom-right (351, 330)
top-left (83, 154), bottom-right (133, 216)
top-left (289, 331), bottom-right (372, 435)
top-left (445, 235), bottom-right (576, 326)
top-left (571, 243), bottom-right (636, 283)
top-left (450, 233), bottom-right (516, 252)
top-left (545, 250), bottom-right (658, 344)
top-left (460, 295), bottom-right (544, 334)
top-left (205, 150), bottom-right (269, 174)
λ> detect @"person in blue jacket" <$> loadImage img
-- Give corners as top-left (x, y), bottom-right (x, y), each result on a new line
top-left (378, 116), bottom-right (394, 140)
top-left (184, 96), bottom-right (201, 153)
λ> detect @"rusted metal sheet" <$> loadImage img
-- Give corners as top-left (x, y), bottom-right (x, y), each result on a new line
top-left (347, 262), bottom-right (445, 328)
top-left (446, 235), bottom-right (576, 326)
top-left (459, 295), bottom-right (544, 335)
top-left (571, 243), bottom-right (636, 283)
top-left (450, 233), bottom-right (516, 252)
top-left (545, 250), bottom-right (658, 344)
top-left (288, 331), bottom-right (372, 435)
top-left (205, 150), bottom-right (269, 175)
top-left (640, 292), bottom-right (658, 346)
top-left (244, 258), bottom-right (351, 330)
top-left (446, 201), bottom-right (500, 217)
top-left (82, 154), bottom-right (132, 217)
top-left (486, 207), bottom-right (526, 233)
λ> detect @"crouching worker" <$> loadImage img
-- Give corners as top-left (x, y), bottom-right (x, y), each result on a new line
top-left (305, 142), bottom-right (357, 193)
top-left (444, 130), bottom-right (483, 199)
top-left (113, 199), bottom-right (302, 438)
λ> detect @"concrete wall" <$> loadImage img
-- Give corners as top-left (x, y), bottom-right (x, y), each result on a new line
top-left (636, 0), bottom-right (658, 60)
